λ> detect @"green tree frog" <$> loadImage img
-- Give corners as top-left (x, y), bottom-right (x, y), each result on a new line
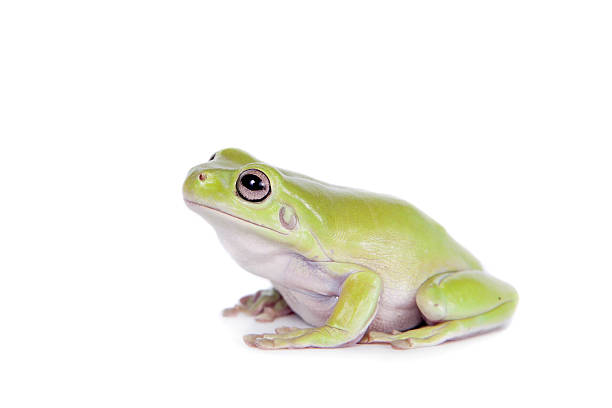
top-left (183, 148), bottom-right (518, 349)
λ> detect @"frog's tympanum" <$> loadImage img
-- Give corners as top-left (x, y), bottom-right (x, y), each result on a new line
top-left (183, 148), bottom-right (518, 349)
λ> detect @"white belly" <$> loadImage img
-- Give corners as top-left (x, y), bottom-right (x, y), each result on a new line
top-left (370, 286), bottom-right (423, 332)
top-left (274, 284), bottom-right (338, 327)
top-left (211, 216), bottom-right (343, 326)
top-left (207, 209), bottom-right (422, 332)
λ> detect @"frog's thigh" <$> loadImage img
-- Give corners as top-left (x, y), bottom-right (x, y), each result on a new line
top-left (365, 270), bottom-right (518, 348)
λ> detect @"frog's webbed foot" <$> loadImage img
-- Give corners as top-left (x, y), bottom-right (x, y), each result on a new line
top-left (362, 323), bottom-right (460, 349)
top-left (243, 326), bottom-right (313, 349)
top-left (222, 288), bottom-right (293, 322)
top-left (244, 326), bottom-right (354, 349)
top-left (362, 270), bottom-right (518, 349)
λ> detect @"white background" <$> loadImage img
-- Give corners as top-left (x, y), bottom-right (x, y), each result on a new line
top-left (1, 1), bottom-right (611, 407)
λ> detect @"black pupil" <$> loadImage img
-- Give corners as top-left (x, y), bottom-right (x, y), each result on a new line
top-left (241, 174), bottom-right (265, 191)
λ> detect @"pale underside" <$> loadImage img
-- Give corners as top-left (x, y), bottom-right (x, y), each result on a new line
top-left (189, 202), bottom-right (425, 332)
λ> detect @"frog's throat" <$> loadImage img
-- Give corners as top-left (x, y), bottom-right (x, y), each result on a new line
top-left (184, 199), bottom-right (288, 236)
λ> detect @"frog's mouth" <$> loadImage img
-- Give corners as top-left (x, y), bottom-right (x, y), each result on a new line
top-left (184, 199), bottom-right (288, 235)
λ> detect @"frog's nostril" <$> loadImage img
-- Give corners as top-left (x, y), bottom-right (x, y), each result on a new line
top-left (198, 173), bottom-right (207, 182)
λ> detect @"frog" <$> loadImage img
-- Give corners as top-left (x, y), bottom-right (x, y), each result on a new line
top-left (183, 148), bottom-right (518, 349)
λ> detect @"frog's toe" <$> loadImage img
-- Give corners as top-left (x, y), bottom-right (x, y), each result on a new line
top-left (392, 333), bottom-right (450, 349)
top-left (222, 306), bottom-right (241, 317)
top-left (274, 326), bottom-right (302, 334)
top-left (243, 334), bottom-right (260, 347)
top-left (254, 307), bottom-right (276, 322)
top-left (239, 294), bottom-right (254, 305)
top-left (260, 328), bottom-right (309, 340)
top-left (380, 334), bottom-right (441, 349)
top-left (254, 302), bottom-right (293, 322)
top-left (224, 288), bottom-right (294, 322)
top-left (243, 327), bottom-right (309, 349)
top-left (253, 337), bottom-right (305, 350)
top-left (390, 339), bottom-right (414, 349)
top-left (253, 338), bottom-right (276, 349)
top-left (249, 335), bottom-right (305, 350)
top-left (360, 330), bottom-right (393, 343)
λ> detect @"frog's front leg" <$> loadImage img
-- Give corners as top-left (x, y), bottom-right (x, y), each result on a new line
top-left (222, 288), bottom-right (294, 322)
top-left (245, 270), bottom-right (382, 349)
top-left (363, 270), bottom-right (518, 349)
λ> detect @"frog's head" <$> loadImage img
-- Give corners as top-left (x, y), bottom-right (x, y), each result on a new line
top-left (183, 148), bottom-right (326, 258)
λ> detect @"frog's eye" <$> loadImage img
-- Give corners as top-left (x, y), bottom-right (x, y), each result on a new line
top-left (209, 152), bottom-right (216, 161)
top-left (236, 169), bottom-right (271, 202)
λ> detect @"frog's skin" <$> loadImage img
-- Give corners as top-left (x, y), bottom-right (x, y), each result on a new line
top-left (183, 148), bottom-right (518, 349)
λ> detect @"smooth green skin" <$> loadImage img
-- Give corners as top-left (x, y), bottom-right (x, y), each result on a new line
top-left (184, 148), bottom-right (518, 349)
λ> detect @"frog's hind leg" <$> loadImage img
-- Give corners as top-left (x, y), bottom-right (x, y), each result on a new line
top-left (362, 270), bottom-right (518, 349)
